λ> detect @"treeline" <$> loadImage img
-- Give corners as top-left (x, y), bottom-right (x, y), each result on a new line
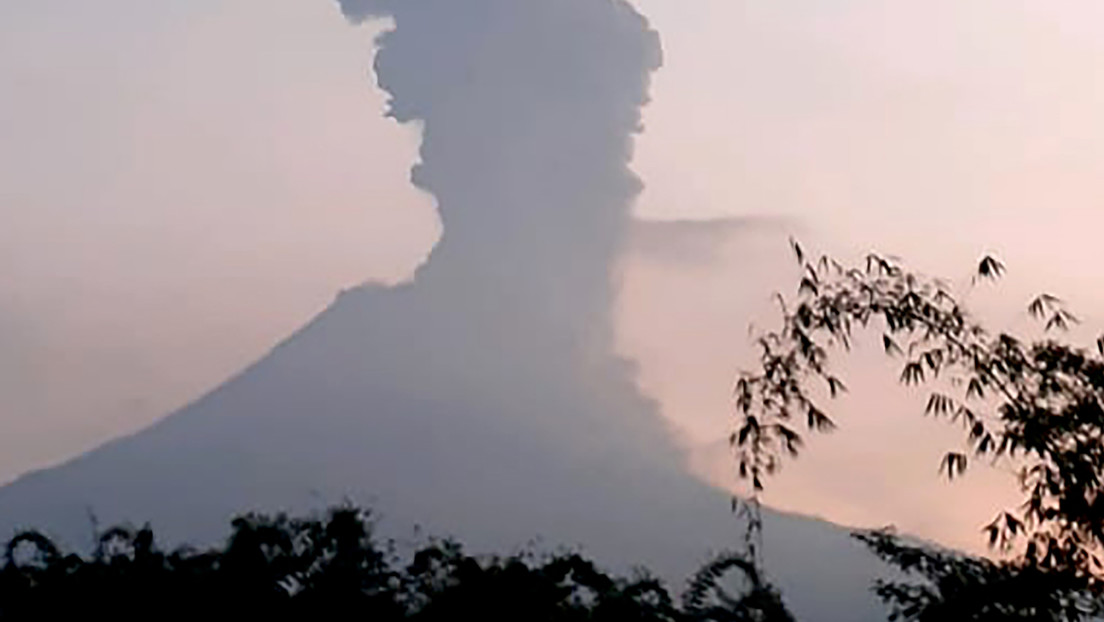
top-left (2, 506), bottom-right (1098, 620)
top-left (1, 506), bottom-right (791, 622)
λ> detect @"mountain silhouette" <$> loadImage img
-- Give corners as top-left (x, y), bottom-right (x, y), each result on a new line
top-left (0, 1), bottom-right (889, 618)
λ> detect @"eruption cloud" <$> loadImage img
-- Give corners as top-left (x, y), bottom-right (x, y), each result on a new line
top-left (347, 0), bottom-right (662, 353)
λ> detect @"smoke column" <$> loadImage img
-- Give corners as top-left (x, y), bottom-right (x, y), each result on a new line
top-left (320, 0), bottom-right (679, 460)
top-left (343, 0), bottom-right (662, 368)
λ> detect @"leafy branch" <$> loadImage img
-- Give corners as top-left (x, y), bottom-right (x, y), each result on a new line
top-left (733, 240), bottom-right (1104, 579)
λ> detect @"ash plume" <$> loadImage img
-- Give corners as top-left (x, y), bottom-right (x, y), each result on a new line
top-left (342, 0), bottom-right (662, 353)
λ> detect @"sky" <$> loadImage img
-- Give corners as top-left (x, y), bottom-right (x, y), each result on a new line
top-left (3, 0), bottom-right (1104, 555)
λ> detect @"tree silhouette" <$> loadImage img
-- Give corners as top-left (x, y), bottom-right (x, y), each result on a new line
top-left (0, 505), bottom-right (784, 621)
top-left (732, 240), bottom-right (1104, 618)
top-left (682, 551), bottom-right (795, 622)
top-left (853, 528), bottom-right (1099, 621)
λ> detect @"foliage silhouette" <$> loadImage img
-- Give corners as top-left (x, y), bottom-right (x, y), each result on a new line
top-left (682, 551), bottom-right (795, 622)
top-left (0, 505), bottom-right (792, 621)
top-left (732, 240), bottom-right (1104, 618)
top-left (852, 528), bottom-right (1099, 621)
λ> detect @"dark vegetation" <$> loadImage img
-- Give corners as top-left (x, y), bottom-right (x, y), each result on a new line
top-left (732, 241), bottom-right (1104, 620)
top-left (0, 505), bottom-right (789, 621)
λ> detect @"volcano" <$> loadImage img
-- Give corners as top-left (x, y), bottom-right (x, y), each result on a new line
top-left (0, 1), bottom-right (888, 618)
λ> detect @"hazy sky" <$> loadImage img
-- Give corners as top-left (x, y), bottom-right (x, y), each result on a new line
top-left (3, 0), bottom-right (1104, 554)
